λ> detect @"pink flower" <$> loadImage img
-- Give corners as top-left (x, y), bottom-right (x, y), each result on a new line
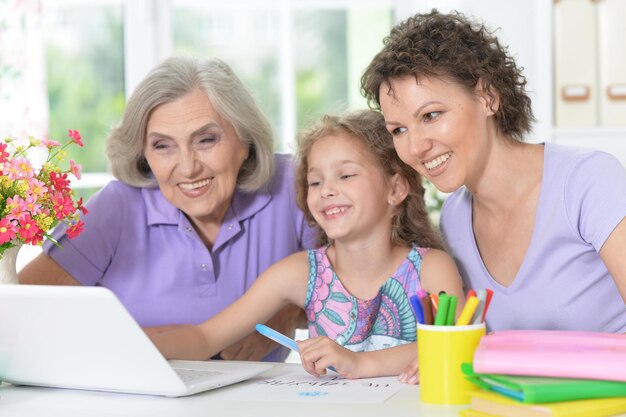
top-left (24, 232), bottom-right (43, 246)
top-left (68, 129), bottom-right (84, 147)
top-left (17, 216), bottom-right (40, 241)
top-left (0, 218), bottom-right (17, 244)
top-left (23, 195), bottom-right (42, 216)
top-left (52, 192), bottom-right (76, 219)
top-left (76, 197), bottom-right (89, 215)
top-left (69, 160), bottom-right (81, 179)
top-left (41, 139), bottom-right (62, 148)
top-left (49, 171), bottom-right (70, 192)
top-left (0, 143), bottom-right (9, 162)
top-left (6, 196), bottom-right (28, 221)
top-left (66, 220), bottom-right (84, 239)
top-left (4, 158), bottom-right (34, 180)
top-left (1, 130), bottom-right (87, 252)
top-left (27, 178), bottom-right (48, 198)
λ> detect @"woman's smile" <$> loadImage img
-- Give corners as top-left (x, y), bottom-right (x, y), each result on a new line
top-left (177, 177), bottom-right (213, 196)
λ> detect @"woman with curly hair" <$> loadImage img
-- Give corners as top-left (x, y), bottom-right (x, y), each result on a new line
top-left (361, 10), bottom-right (626, 333)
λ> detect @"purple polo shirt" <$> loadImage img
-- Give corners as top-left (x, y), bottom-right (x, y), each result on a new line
top-left (440, 143), bottom-right (626, 333)
top-left (44, 154), bottom-right (316, 359)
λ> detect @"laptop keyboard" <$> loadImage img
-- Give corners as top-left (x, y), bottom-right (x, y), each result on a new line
top-left (174, 368), bottom-right (223, 384)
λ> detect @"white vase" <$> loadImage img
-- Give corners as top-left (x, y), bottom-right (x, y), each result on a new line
top-left (0, 244), bottom-right (21, 284)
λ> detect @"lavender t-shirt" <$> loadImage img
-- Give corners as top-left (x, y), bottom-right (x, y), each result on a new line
top-left (440, 143), bottom-right (626, 333)
top-left (44, 153), bottom-right (315, 329)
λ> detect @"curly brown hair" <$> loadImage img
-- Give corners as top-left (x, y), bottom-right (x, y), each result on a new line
top-left (361, 9), bottom-right (534, 141)
top-left (295, 109), bottom-right (444, 250)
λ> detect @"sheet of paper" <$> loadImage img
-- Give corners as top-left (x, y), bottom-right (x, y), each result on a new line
top-left (221, 371), bottom-right (404, 404)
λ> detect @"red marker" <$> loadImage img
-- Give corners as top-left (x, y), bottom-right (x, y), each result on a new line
top-left (481, 289), bottom-right (494, 322)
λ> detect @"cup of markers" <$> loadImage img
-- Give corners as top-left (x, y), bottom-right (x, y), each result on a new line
top-left (411, 289), bottom-right (493, 405)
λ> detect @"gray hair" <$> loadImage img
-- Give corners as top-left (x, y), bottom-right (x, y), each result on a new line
top-left (106, 55), bottom-right (275, 191)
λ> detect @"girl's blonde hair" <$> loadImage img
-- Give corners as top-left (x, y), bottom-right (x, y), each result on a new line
top-left (295, 109), bottom-right (444, 250)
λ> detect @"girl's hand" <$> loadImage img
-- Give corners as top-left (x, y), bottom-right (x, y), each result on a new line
top-left (297, 336), bottom-right (361, 379)
top-left (398, 357), bottom-right (419, 384)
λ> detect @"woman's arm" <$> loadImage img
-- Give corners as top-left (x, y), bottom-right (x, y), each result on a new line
top-left (600, 217), bottom-right (626, 303)
top-left (147, 251), bottom-right (310, 360)
top-left (18, 253), bottom-right (81, 285)
top-left (218, 303), bottom-right (306, 361)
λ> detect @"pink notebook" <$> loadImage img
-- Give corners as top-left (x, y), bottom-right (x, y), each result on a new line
top-left (473, 330), bottom-right (626, 382)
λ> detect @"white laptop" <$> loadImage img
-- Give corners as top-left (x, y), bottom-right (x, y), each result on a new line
top-left (0, 285), bottom-right (273, 397)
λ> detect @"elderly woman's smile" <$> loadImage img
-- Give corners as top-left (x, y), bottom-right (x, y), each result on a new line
top-left (178, 178), bottom-right (212, 192)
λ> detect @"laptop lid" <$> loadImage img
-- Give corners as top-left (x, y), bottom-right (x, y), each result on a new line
top-left (0, 285), bottom-right (272, 397)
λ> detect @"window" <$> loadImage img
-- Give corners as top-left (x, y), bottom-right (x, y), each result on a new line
top-left (40, 0), bottom-right (394, 197)
top-left (169, 1), bottom-right (393, 151)
top-left (43, 0), bottom-right (124, 198)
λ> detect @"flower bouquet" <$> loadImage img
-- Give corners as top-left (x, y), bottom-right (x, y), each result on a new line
top-left (0, 129), bottom-right (88, 259)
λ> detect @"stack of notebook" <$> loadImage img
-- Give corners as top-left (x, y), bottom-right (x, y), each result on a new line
top-left (459, 330), bottom-right (626, 417)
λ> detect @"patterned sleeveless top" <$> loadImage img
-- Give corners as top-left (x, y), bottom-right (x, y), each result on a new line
top-left (304, 246), bottom-right (429, 352)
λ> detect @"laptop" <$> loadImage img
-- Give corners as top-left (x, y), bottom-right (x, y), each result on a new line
top-left (0, 285), bottom-right (274, 397)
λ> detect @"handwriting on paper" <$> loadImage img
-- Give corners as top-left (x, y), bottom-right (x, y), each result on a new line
top-left (221, 371), bottom-right (404, 404)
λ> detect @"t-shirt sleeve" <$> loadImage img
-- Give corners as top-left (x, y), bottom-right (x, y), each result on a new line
top-left (43, 181), bottom-right (126, 285)
top-left (565, 151), bottom-right (626, 251)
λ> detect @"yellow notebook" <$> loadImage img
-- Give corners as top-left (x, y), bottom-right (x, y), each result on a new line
top-left (463, 390), bottom-right (626, 417)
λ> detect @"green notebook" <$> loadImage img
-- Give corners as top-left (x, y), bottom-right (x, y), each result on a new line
top-left (462, 363), bottom-right (626, 404)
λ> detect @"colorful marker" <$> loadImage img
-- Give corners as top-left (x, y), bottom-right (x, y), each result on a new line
top-left (409, 294), bottom-right (425, 324)
top-left (471, 289), bottom-right (487, 325)
top-left (434, 293), bottom-right (450, 325)
top-left (420, 294), bottom-right (434, 325)
top-left (456, 295), bottom-right (479, 326)
top-left (481, 289), bottom-right (494, 323)
top-left (446, 295), bottom-right (458, 326)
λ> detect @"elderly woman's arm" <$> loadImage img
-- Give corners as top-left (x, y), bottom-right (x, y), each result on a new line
top-left (218, 303), bottom-right (306, 361)
top-left (18, 253), bottom-right (81, 285)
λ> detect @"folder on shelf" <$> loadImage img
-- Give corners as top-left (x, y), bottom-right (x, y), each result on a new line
top-left (554, 0), bottom-right (598, 127)
top-left (597, 0), bottom-right (626, 127)
top-left (460, 390), bottom-right (626, 417)
top-left (472, 330), bottom-right (626, 382)
top-left (462, 363), bottom-right (626, 404)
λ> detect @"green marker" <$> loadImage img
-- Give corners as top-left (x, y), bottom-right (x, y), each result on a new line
top-left (434, 293), bottom-right (450, 325)
top-left (446, 295), bottom-right (457, 326)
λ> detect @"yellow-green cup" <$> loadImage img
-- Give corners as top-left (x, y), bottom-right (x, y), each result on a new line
top-left (417, 323), bottom-right (486, 405)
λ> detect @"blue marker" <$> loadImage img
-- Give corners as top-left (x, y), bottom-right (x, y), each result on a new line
top-left (255, 323), bottom-right (299, 352)
top-left (255, 324), bottom-right (336, 372)
top-left (409, 294), bottom-right (425, 324)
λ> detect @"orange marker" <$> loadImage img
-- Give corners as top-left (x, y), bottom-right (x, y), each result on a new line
top-left (429, 293), bottom-right (439, 317)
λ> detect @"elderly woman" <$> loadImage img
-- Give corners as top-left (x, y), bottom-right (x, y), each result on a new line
top-left (19, 56), bottom-right (316, 361)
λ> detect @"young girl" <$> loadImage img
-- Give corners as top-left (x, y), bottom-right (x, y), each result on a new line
top-left (148, 109), bottom-right (464, 383)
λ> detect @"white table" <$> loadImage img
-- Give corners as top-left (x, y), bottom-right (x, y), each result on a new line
top-left (0, 363), bottom-right (466, 417)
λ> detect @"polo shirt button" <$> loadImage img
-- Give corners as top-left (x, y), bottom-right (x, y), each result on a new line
top-left (201, 264), bottom-right (208, 271)
top-left (228, 224), bottom-right (234, 230)
top-left (186, 227), bottom-right (192, 232)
